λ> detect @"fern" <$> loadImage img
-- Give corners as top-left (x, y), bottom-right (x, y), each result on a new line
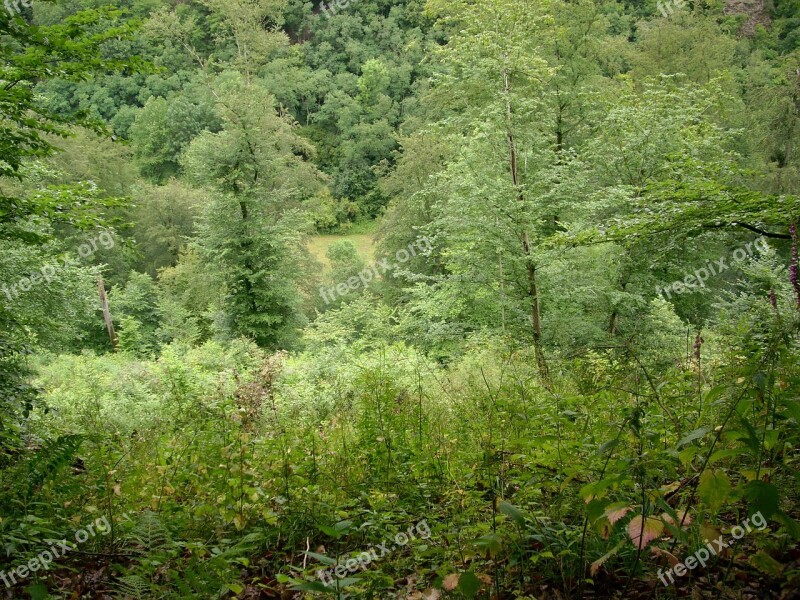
top-left (111, 513), bottom-right (171, 598)
top-left (24, 434), bottom-right (84, 497)
top-left (113, 575), bottom-right (150, 600)
top-left (129, 510), bottom-right (169, 551)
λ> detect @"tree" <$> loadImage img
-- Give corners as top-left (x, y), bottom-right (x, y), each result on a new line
top-left (181, 73), bottom-right (322, 347)
top-left (110, 271), bottom-right (160, 355)
top-left (130, 94), bottom-right (222, 181)
top-left (321, 240), bottom-right (367, 309)
top-left (388, 0), bottom-right (565, 382)
top-left (129, 181), bottom-right (203, 276)
top-left (156, 247), bottom-right (223, 346)
top-left (0, 2), bottom-right (140, 456)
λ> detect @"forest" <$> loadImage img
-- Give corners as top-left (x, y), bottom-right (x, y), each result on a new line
top-left (1, 0), bottom-right (799, 598)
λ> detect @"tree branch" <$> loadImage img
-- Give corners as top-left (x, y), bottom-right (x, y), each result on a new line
top-left (729, 222), bottom-right (790, 239)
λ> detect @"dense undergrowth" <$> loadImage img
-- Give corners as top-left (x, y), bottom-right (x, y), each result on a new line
top-left (1, 305), bottom-right (798, 599)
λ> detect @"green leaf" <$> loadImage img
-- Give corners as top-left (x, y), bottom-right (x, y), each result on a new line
top-left (774, 510), bottom-right (800, 540)
top-left (737, 416), bottom-right (761, 453)
top-left (318, 525), bottom-right (343, 539)
top-left (334, 520), bottom-right (353, 533)
top-left (742, 481), bottom-right (779, 519)
top-left (677, 427), bottom-right (710, 448)
top-left (305, 551), bottom-right (337, 566)
top-left (678, 445), bottom-right (699, 467)
top-left (318, 525), bottom-right (336, 536)
top-left (597, 438), bottom-right (620, 455)
top-left (291, 581), bottom-right (335, 592)
top-left (457, 571), bottom-right (481, 598)
top-left (590, 541), bottom-right (624, 576)
top-left (579, 477), bottom-right (617, 501)
top-left (779, 397), bottom-right (800, 422)
top-left (749, 551), bottom-right (783, 576)
top-left (698, 470), bottom-right (731, 512)
top-left (703, 385), bottom-right (727, 406)
top-left (586, 498), bottom-right (607, 523)
top-left (474, 532), bottom-right (503, 558)
top-left (763, 429), bottom-right (779, 450)
top-left (25, 583), bottom-right (49, 600)
top-left (499, 501), bottom-right (527, 527)
top-left (708, 448), bottom-right (745, 464)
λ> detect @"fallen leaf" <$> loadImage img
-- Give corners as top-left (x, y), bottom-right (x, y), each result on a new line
top-left (443, 573), bottom-right (460, 591)
top-left (699, 524), bottom-right (722, 543)
top-left (650, 545), bottom-right (680, 566)
top-left (659, 481), bottom-right (681, 495)
top-left (661, 509), bottom-right (692, 527)
top-left (750, 550), bottom-right (784, 576)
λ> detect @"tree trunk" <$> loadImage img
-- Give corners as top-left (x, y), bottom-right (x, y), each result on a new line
top-left (97, 277), bottom-right (117, 350)
top-left (608, 282), bottom-right (627, 336)
top-left (503, 65), bottom-right (551, 387)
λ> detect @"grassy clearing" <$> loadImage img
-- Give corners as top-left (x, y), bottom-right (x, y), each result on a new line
top-left (308, 223), bottom-right (377, 272)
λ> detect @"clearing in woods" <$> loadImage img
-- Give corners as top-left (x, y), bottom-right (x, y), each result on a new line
top-left (307, 224), bottom-right (376, 272)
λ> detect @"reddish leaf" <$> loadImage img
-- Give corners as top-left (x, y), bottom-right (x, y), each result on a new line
top-left (627, 515), bottom-right (663, 548)
top-left (604, 503), bottom-right (633, 525)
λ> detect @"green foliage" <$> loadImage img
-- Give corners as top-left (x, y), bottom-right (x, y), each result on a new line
top-left (182, 74), bottom-right (322, 347)
top-left (127, 180), bottom-right (201, 275)
top-left (154, 247), bottom-right (223, 345)
top-left (22, 434), bottom-right (85, 498)
top-left (3, 0), bottom-right (800, 597)
top-left (12, 318), bottom-right (796, 597)
top-left (129, 93), bottom-right (221, 181)
top-left (320, 239), bottom-right (367, 309)
top-left (0, 3), bottom-right (142, 180)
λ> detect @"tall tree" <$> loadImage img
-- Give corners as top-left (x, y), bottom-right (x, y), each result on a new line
top-left (389, 0), bottom-right (572, 382)
top-left (181, 74), bottom-right (322, 347)
top-left (0, 2), bottom-right (139, 457)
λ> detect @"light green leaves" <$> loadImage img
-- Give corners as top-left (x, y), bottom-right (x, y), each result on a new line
top-left (698, 470), bottom-right (732, 513)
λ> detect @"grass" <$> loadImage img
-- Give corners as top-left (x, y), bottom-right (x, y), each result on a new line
top-left (307, 220), bottom-right (377, 272)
